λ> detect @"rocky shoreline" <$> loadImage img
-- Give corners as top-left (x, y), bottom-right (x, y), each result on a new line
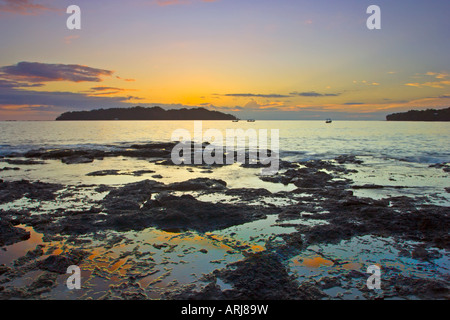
top-left (0, 143), bottom-right (449, 300)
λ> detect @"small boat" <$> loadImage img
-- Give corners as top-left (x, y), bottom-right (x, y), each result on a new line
top-left (232, 119), bottom-right (239, 122)
top-left (247, 119), bottom-right (255, 122)
top-left (325, 119), bottom-right (332, 123)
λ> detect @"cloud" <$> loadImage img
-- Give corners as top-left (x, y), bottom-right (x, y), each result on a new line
top-left (405, 71), bottom-right (450, 88)
top-left (0, 62), bottom-right (141, 119)
top-left (290, 91), bottom-right (340, 97)
top-left (0, 87), bottom-right (137, 110)
top-left (425, 72), bottom-right (448, 79)
top-left (223, 93), bottom-right (291, 98)
top-left (242, 100), bottom-right (288, 111)
top-left (116, 76), bottom-right (136, 82)
top-left (90, 87), bottom-right (125, 92)
top-left (63, 35), bottom-right (80, 45)
top-left (352, 80), bottom-right (380, 86)
top-left (0, 62), bottom-right (114, 83)
top-left (87, 86), bottom-right (138, 96)
top-left (343, 102), bottom-right (365, 105)
top-left (405, 81), bottom-right (450, 89)
top-left (0, 79), bottom-right (44, 89)
top-left (0, 0), bottom-right (53, 15)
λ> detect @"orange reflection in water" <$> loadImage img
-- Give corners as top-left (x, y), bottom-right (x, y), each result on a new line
top-left (342, 262), bottom-right (362, 270)
top-left (293, 256), bottom-right (334, 268)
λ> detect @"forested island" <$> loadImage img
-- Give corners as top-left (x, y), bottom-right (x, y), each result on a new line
top-left (55, 106), bottom-right (238, 121)
top-left (386, 107), bottom-right (450, 121)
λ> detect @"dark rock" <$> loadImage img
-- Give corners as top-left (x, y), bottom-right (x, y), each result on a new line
top-left (86, 170), bottom-right (121, 176)
top-left (3, 159), bottom-right (46, 165)
top-left (217, 252), bottom-right (327, 300)
top-left (335, 155), bottom-right (363, 164)
top-left (318, 276), bottom-right (342, 289)
top-left (0, 167), bottom-right (20, 171)
top-left (132, 170), bottom-right (156, 176)
top-left (168, 178), bottom-right (227, 191)
top-left (38, 250), bottom-right (88, 274)
top-left (28, 272), bottom-right (58, 293)
top-left (103, 179), bottom-right (164, 212)
top-left (145, 194), bottom-right (267, 232)
top-left (87, 169), bottom-right (156, 177)
top-left (13, 245), bottom-right (44, 266)
top-left (62, 156), bottom-right (94, 164)
top-left (0, 220), bottom-right (30, 246)
top-left (387, 275), bottom-right (449, 299)
top-left (0, 179), bottom-right (63, 204)
top-left (0, 264), bottom-right (11, 276)
top-left (351, 184), bottom-right (384, 189)
top-left (225, 188), bottom-right (272, 199)
top-left (411, 246), bottom-right (442, 261)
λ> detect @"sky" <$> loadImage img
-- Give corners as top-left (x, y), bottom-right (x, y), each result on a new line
top-left (0, 0), bottom-right (449, 120)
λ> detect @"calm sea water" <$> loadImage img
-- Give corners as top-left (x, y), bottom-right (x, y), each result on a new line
top-left (0, 120), bottom-right (449, 164)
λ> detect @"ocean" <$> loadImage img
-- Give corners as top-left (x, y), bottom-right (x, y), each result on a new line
top-left (1, 120), bottom-right (449, 163)
top-left (0, 120), bottom-right (449, 300)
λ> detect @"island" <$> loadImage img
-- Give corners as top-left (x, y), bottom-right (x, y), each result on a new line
top-left (55, 106), bottom-right (238, 121)
top-left (386, 107), bottom-right (450, 121)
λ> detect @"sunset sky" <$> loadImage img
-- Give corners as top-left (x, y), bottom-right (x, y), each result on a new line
top-left (0, 0), bottom-right (449, 120)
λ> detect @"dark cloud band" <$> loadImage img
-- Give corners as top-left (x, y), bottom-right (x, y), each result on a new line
top-left (0, 62), bottom-right (114, 83)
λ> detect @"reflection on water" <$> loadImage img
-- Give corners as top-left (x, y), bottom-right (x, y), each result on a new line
top-left (0, 214), bottom-right (299, 299)
top-left (0, 121), bottom-right (448, 164)
top-left (293, 256), bottom-right (334, 268)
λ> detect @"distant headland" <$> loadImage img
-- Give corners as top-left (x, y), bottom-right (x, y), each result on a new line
top-left (55, 106), bottom-right (238, 121)
top-left (386, 107), bottom-right (450, 121)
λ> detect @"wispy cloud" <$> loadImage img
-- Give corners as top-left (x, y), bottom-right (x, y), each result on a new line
top-left (290, 91), bottom-right (341, 97)
top-left (116, 76), bottom-right (136, 82)
top-left (221, 91), bottom-right (340, 99)
top-left (0, 0), bottom-right (53, 15)
top-left (222, 93), bottom-right (291, 98)
top-left (63, 35), bottom-right (80, 45)
top-left (405, 71), bottom-right (450, 88)
top-left (0, 79), bottom-right (44, 89)
top-left (343, 102), bottom-right (365, 105)
top-left (87, 86), bottom-right (138, 96)
top-left (0, 61), bottom-right (142, 118)
top-left (0, 62), bottom-right (114, 83)
top-left (352, 80), bottom-right (380, 86)
top-left (0, 87), bottom-right (137, 110)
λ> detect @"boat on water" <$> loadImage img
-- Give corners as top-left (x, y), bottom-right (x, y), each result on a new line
top-left (325, 119), bottom-right (332, 123)
top-left (247, 119), bottom-right (255, 122)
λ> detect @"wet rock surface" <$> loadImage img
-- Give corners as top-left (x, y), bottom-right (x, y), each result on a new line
top-left (0, 179), bottom-right (63, 204)
top-left (0, 151), bottom-right (448, 300)
top-left (13, 142), bottom-right (177, 164)
top-left (168, 252), bottom-right (327, 300)
top-left (0, 220), bottom-right (30, 246)
top-left (38, 249), bottom-right (88, 274)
